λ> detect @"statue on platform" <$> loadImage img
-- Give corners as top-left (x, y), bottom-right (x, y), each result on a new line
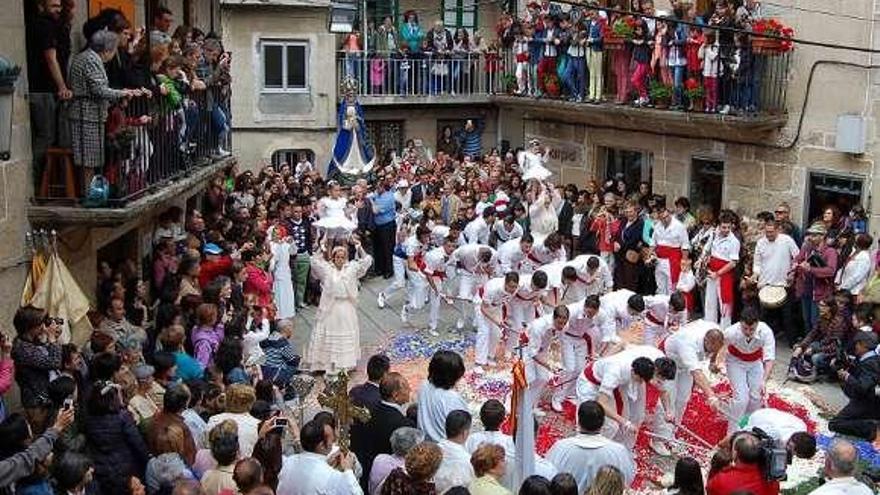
top-left (328, 76), bottom-right (375, 179)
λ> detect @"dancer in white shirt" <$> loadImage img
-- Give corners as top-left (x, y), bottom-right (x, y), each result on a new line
top-left (576, 344), bottom-right (676, 448)
top-left (524, 306), bottom-right (571, 410)
top-left (451, 243), bottom-right (497, 329)
top-left (492, 214), bottom-right (524, 245)
top-left (399, 226), bottom-right (432, 326)
top-left (422, 236), bottom-right (457, 335)
top-left (474, 273), bottom-right (519, 374)
top-left (435, 410), bottom-right (476, 494)
top-left (557, 295), bottom-right (619, 411)
top-left (462, 207), bottom-right (497, 245)
top-left (652, 206), bottom-right (691, 295)
top-left (642, 292), bottom-right (688, 347)
top-left (703, 212), bottom-right (740, 329)
top-left (723, 308), bottom-right (776, 434)
top-left (565, 255), bottom-right (614, 301)
top-left (735, 408), bottom-right (817, 460)
top-left (509, 270), bottom-right (550, 347)
top-left (497, 234), bottom-right (535, 274)
top-left (523, 232), bottom-right (567, 273)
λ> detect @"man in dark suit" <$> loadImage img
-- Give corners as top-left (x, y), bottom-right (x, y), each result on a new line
top-left (349, 353), bottom-right (389, 409)
top-left (351, 372), bottom-right (415, 490)
top-left (829, 332), bottom-right (880, 441)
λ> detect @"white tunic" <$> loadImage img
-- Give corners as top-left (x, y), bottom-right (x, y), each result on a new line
top-left (416, 381), bottom-right (470, 442)
top-left (708, 232), bottom-right (741, 262)
top-left (434, 440), bottom-right (476, 495)
top-left (807, 477), bottom-right (874, 495)
top-left (752, 234), bottom-right (799, 287)
top-left (664, 319), bottom-right (720, 373)
top-left (497, 238), bottom-right (529, 274)
top-left (546, 434), bottom-right (635, 492)
top-left (451, 244), bottom-right (497, 274)
top-left (463, 217), bottom-right (491, 245)
top-left (566, 301), bottom-right (618, 353)
top-left (592, 345), bottom-right (664, 399)
top-left (837, 250), bottom-right (872, 295)
top-left (600, 289), bottom-right (637, 332)
top-left (493, 220), bottom-right (524, 243)
top-left (568, 255), bottom-right (614, 295)
top-left (723, 322), bottom-right (776, 362)
top-left (423, 246), bottom-right (451, 278)
top-left (741, 408), bottom-right (807, 447)
top-left (653, 217), bottom-right (691, 250)
top-left (277, 452), bottom-right (363, 495)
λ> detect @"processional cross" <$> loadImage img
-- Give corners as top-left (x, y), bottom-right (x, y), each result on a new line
top-left (317, 371), bottom-right (371, 454)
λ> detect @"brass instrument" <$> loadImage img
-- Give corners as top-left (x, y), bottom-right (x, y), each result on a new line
top-left (693, 227), bottom-right (714, 287)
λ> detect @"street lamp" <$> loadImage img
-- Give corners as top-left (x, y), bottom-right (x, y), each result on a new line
top-left (0, 56), bottom-right (21, 161)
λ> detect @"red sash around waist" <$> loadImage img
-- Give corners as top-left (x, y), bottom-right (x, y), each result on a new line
top-left (655, 245), bottom-right (683, 285)
top-left (516, 53), bottom-right (530, 62)
top-left (727, 344), bottom-right (763, 362)
top-left (658, 336), bottom-right (668, 353)
top-left (645, 311), bottom-right (664, 327)
top-left (708, 256), bottom-right (735, 305)
top-left (583, 363), bottom-right (624, 414)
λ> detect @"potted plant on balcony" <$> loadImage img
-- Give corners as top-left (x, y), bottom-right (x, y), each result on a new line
top-left (543, 73), bottom-right (562, 98)
top-left (501, 73), bottom-right (518, 95)
top-left (751, 18), bottom-right (795, 55)
top-left (649, 80), bottom-right (672, 109)
top-left (684, 78), bottom-right (704, 112)
top-left (605, 16), bottom-right (637, 50)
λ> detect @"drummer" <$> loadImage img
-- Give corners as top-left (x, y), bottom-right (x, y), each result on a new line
top-left (752, 219), bottom-right (799, 340)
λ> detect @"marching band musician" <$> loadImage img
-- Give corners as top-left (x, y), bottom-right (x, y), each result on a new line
top-left (702, 211), bottom-right (740, 329)
top-left (509, 270), bottom-right (550, 350)
top-left (450, 243), bottom-right (497, 329)
top-left (651, 205), bottom-right (691, 296)
top-left (752, 220), bottom-right (799, 339)
top-left (557, 295), bottom-right (620, 412)
top-left (497, 234), bottom-right (535, 275)
top-left (575, 344), bottom-right (677, 448)
top-left (422, 236), bottom-right (458, 336)
top-left (474, 272), bottom-right (519, 375)
top-left (523, 306), bottom-right (571, 411)
top-left (400, 226), bottom-right (432, 325)
top-left (722, 307), bottom-right (776, 434)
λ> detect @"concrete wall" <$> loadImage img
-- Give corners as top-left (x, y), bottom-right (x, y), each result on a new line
top-left (0, 0), bottom-right (32, 330)
top-left (234, 128), bottom-right (336, 174)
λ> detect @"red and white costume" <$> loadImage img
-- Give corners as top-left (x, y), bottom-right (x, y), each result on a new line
top-left (565, 255), bottom-right (613, 302)
top-left (575, 345), bottom-right (664, 447)
top-left (524, 312), bottom-right (567, 409)
top-left (642, 295), bottom-right (687, 347)
top-left (522, 239), bottom-right (566, 273)
top-left (475, 277), bottom-right (514, 366)
top-left (423, 246), bottom-right (452, 332)
top-left (660, 319), bottom-right (719, 423)
top-left (723, 321), bottom-right (776, 433)
top-left (509, 272), bottom-right (549, 348)
top-left (403, 235), bottom-right (428, 311)
top-left (600, 289), bottom-right (637, 334)
top-left (559, 300), bottom-right (618, 404)
top-left (497, 237), bottom-right (531, 275)
top-left (652, 217), bottom-right (690, 295)
top-left (703, 231), bottom-right (740, 329)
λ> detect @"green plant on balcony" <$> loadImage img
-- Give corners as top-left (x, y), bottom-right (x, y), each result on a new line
top-left (649, 80), bottom-right (672, 108)
top-left (543, 73), bottom-right (561, 97)
top-left (684, 77), bottom-right (704, 111)
top-left (501, 73), bottom-right (518, 95)
top-left (611, 16), bottom-right (638, 40)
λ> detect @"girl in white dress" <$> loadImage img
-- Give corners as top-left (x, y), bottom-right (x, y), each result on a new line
top-left (269, 227), bottom-right (296, 320)
top-left (305, 236), bottom-right (373, 372)
top-left (528, 180), bottom-right (562, 245)
top-left (313, 181), bottom-right (357, 240)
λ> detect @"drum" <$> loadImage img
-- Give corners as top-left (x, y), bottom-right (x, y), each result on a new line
top-left (758, 285), bottom-right (788, 309)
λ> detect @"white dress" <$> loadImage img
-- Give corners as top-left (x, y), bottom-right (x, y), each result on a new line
top-left (304, 253), bottom-right (373, 372)
top-left (529, 186), bottom-right (561, 244)
top-left (270, 241), bottom-right (296, 320)
top-left (517, 149), bottom-right (553, 181)
top-left (313, 196), bottom-right (357, 237)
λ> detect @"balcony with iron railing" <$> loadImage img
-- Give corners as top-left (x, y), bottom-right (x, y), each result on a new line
top-left (337, 25), bottom-right (792, 142)
top-left (28, 85), bottom-right (234, 226)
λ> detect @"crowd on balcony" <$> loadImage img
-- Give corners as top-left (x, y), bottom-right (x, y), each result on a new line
top-left (339, 0), bottom-right (791, 114)
top-left (4, 114), bottom-right (880, 495)
top-left (24, 2), bottom-right (231, 203)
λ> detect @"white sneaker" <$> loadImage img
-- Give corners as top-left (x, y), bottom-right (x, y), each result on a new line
top-left (428, 327), bottom-right (440, 337)
top-left (551, 396), bottom-right (564, 413)
top-left (456, 318), bottom-right (465, 330)
top-left (719, 105), bottom-right (730, 115)
top-left (377, 292), bottom-right (387, 309)
top-left (650, 439), bottom-right (671, 456)
top-left (473, 365), bottom-right (486, 375)
top-left (400, 305), bottom-right (409, 323)
top-left (213, 147), bottom-right (231, 158)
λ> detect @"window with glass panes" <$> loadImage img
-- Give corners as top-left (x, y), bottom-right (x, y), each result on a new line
top-left (442, 0), bottom-right (477, 31)
top-left (261, 40), bottom-right (308, 92)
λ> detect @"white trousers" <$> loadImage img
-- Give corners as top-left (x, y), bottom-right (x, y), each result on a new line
top-left (655, 259), bottom-right (673, 295)
top-left (704, 277), bottom-right (732, 329)
top-left (384, 255), bottom-right (407, 297)
top-left (557, 335), bottom-right (589, 402)
top-left (525, 355), bottom-right (551, 412)
top-left (406, 271), bottom-right (428, 310)
top-left (726, 356), bottom-right (765, 433)
top-left (428, 276), bottom-right (445, 330)
top-left (476, 310), bottom-right (503, 365)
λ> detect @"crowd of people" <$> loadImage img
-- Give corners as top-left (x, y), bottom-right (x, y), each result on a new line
top-left (25, 2), bottom-right (230, 199)
top-left (341, 0), bottom-right (780, 114)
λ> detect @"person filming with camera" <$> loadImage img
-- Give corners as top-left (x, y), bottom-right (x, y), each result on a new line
top-left (10, 306), bottom-right (64, 436)
top-left (706, 431), bottom-right (780, 495)
top-left (828, 331), bottom-right (880, 442)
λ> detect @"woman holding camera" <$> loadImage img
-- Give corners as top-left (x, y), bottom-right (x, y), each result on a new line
top-left (11, 306), bottom-right (63, 435)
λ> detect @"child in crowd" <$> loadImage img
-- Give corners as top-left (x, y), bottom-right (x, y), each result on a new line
top-left (676, 256), bottom-right (696, 312)
top-left (699, 31), bottom-right (720, 112)
top-left (514, 24), bottom-right (532, 95)
top-left (629, 21), bottom-right (652, 107)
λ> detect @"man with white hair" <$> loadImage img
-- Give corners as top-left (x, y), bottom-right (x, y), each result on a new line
top-left (808, 439), bottom-right (873, 495)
